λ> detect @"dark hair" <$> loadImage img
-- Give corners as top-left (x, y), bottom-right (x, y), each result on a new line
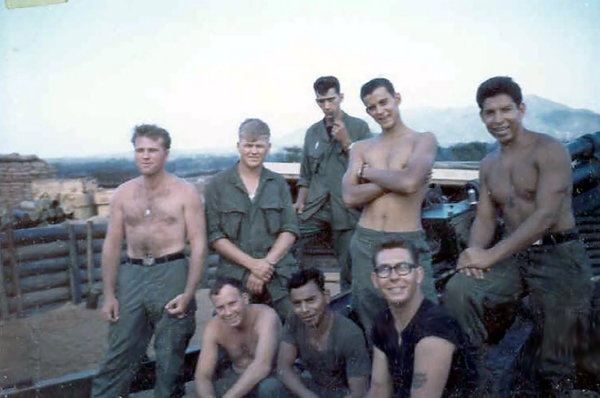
top-left (372, 237), bottom-right (419, 267)
top-left (238, 118), bottom-right (271, 140)
top-left (287, 267), bottom-right (326, 293)
top-left (209, 278), bottom-right (246, 297)
top-left (476, 76), bottom-right (522, 109)
top-left (313, 76), bottom-right (340, 95)
top-left (131, 124), bottom-right (171, 150)
top-left (360, 78), bottom-right (395, 101)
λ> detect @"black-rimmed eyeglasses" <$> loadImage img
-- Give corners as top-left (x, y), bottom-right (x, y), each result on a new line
top-left (374, 262), bottom-right (417, 278)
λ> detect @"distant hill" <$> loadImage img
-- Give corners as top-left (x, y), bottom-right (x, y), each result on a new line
top-left (274, 95), bottom-right (600, 147)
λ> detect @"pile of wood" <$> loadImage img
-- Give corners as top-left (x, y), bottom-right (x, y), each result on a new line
top-left (3, 198), bottom-right (72, 229)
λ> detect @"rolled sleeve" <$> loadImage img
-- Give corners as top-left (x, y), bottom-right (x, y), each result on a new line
top-left (204, 180), bottom-right (227, 245)
top-left (279, 179), bottom-right (300, 238)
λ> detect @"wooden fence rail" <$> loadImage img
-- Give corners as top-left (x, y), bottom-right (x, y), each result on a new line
top-left (0, 222), bottom-right (110, 319)
top-left (0, 221), bottom-right (218, 320)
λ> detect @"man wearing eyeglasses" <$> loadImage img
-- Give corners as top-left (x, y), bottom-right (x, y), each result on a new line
top-left (368, 238), bottom-right (477, 398)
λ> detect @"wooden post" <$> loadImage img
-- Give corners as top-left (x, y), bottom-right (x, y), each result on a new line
top-left (67, 223), bottom-right (82, 304)
top-left (86, 220), bottom-right (94, 292)
top-left (6, 222), bottom-right (23, 315)
top-left (0, 247), bottom-right (10, 319)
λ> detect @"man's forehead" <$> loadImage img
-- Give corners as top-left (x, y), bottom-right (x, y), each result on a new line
top-left (376, 247), bottom-right (412, 264)
top-left (290, 280), bottom-right (322, 298)
top-left (482, 94), bottom-right (518, 109)
top-left (239, 133), bottom-right (269, 144)
top-left (363, 86), bottom-right (394, 104)
top-left (315, 88), bottom-right (339, 100)
top-left (134, 136), bottom-right (165, 148)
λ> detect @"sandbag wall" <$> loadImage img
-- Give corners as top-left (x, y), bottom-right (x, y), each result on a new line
top-left (0, 222), bottom-right (121, 319)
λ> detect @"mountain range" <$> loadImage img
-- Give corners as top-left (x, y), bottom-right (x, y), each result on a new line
top-left (274, 95), bottom-right (600, 148)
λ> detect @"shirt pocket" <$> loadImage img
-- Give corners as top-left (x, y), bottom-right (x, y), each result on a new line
top-left (307, 145), bottom-right (325, 174)
top-left (220, 203), bottom-right (245, 240)
top-left (261, 200), bottom-right (284, 235)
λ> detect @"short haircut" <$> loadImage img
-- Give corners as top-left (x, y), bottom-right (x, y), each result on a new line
top-left (209, 278), bottom-right (246, 297)
top-left (313, 76), bottom-right (340, 95)
top-left (287, 267), bottom-right (326, 293)
top-left (238, 118), bottom-right (271, 141)
top-left (372, 237), bottom-right (420, 267)
top-left (131, 124), bottom-right (171, 150)
top-left (476, 76), bottom-right (523, 109)
top-left (360, 78), bottom-right (395, 101)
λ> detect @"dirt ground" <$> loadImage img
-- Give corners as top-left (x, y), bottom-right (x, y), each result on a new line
top-left (0, 289), bottom-right (215, 388)
top-left (0, 278), bottom-right (340, 394)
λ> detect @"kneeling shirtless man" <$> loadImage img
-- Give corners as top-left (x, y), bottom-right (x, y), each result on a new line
top-left (195, 278), bottom-right (285, 398)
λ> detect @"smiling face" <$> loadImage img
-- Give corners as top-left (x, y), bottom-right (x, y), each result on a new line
top-left (362, 86), bottom-right (401, 131)
top-left (134, 136), bottom-right (168, 176)
top-left (371, 247), bottom-right (423, 307)
top-left (210, 284), bottom-right (249, 328)
top-left (289, 280), bottom-right (330, 328)
top-left (479, 93), bottom-right (526, 146)
top-left (237, 131), bottom-right (270, 170)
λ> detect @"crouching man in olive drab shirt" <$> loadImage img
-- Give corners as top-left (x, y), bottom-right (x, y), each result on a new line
top-left (204, 118), bottom-right (299, 321)
top-left (295, 76), bottom-right (372, 293)
top-left (277, 268), bottom-right (370, 398)
top-left (92, 124), bottom-right (206, 398)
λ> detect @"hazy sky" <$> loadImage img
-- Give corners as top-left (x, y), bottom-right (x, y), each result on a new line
top-left (1, 0), bottom-right (599, 158)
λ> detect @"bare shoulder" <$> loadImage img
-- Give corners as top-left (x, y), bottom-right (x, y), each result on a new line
top-left (415, 131), bottom-right (437, 144)
top-left (413, 131), bottom-right (438, 152)
top-left (204, 316), bottom-right (224, 342)
top-left (532, 132), bottom-right (569, 160)
top-left (253, 304), bottom-right (280, 328)
top-left (112, 177), bottom-right (140, 202)
top-left (354, 136), bottom-right (378, 150)
top-left (167, 174), bottom-right (200, 198)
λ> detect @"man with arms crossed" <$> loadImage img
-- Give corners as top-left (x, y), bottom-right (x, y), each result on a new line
top-left (92, 124), bottom-right (206, 397)
top-left (342, 78), bottom-right (438, 340)
top-left (295, 76), bottom-right (371, 292)
top-left (369, 238), bottom-right (477, 398)
top-left (204, 118), bottom-right (299, 321)
top-left (195, 278), bottom-right (285, 398)
top-left (444, 76), bottom-right (593, 397)
top-left (277, 267), bottom-right (370, 398)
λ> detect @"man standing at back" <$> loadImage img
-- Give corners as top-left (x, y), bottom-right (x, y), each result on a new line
top-left (92, 124), bottom-right (206, 397)
top-left (295, 76), bottom-right (371, 292)
top-left (444, 76), bottom-right (593, 397)
top-left (204, 118), bottom-right (299, 321)
top-left (342, 77), bottom-right (438, 340)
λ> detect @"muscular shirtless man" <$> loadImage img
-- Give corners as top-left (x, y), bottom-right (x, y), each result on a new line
top-left (342, 78), bottom-right (438, 340)
top-left (444, 76), bottom-right (593, 397)
top-left (195, 279), bottom-right (285, 398)
top-left (92, 124), bottom-right (206, 398)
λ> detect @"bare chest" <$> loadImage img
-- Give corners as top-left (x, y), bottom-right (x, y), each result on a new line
top-left (222, 330), bottom-right (259, 362)
top-left (486, 156), bottom-right (538, 207)
top-left (364, 139), bottom-right (412, 171)
top-left (122, 188), bottom-right (181, 227)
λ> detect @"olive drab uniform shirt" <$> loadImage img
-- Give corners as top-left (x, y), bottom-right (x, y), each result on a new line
top-left (298, 112), bottom-right (371, 230)
top-left (204, 163), bottom-right (299, 302)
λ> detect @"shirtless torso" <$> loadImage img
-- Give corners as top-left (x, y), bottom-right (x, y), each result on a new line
top-left (196, 284), bottom-right (281, 398)
top-left (117, 174), bottom-right (197, 258)
top-left (481, 131), bottom-right (574, 235)
top-left (350, 131), bottom-right (434, 232)
top-left (342, 85), bottom-right (437, 233)
top-left (101, 135), bottom-right (206, 320)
